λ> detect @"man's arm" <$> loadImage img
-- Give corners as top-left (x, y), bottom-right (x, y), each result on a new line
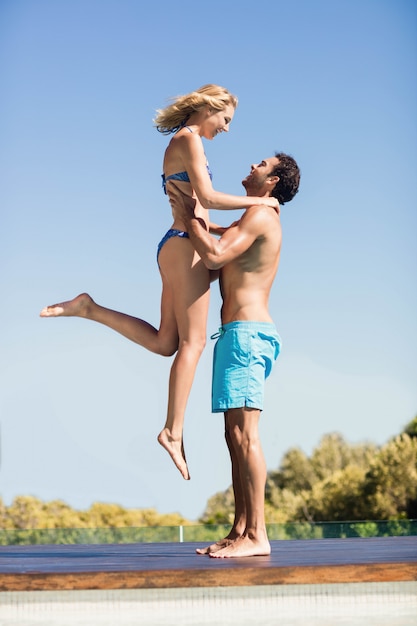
top-left (209, 222), bottom-right (228, 236)
top-left (209, 220), bottom-right (240, 236)
top-left (168, 183), bottom-right (271, 270)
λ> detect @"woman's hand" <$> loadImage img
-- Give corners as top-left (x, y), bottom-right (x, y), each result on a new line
top-left (264, 197), bottom-right (280, 215)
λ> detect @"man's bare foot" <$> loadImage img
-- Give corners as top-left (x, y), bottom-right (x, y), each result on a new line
top-left (157, 428), bottom-right (190, 480)
top-left (209, 535), bottom-right (271, 559)
top-left (196, 538), bottom-right (235, 555)
top-left (196, 529), bottom-right (243, 555)
top-left (40, 293), bottom-right (93, 318)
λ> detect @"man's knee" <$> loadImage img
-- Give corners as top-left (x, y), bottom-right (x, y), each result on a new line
top-left (227, 413), bottom-right (260, 449)
top-left (228, 422), bottom-right (244, 447)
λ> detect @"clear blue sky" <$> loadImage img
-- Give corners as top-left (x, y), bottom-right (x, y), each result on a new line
top-left (1, 0), bottom-right (416, 521)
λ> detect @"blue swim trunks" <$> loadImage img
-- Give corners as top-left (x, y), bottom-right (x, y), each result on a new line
top-left (211, 321), bottom-right (282, 413)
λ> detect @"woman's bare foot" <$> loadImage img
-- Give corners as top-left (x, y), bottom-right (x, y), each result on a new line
top-left (157, 428), bottom-right (190, 480)
top-left (40, 293), bottom-right (93, 318)
top-left (209, 535), bottom-right (271, 559)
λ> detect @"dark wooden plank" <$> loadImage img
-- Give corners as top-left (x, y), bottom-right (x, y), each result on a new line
top-left (0, 536), bottom-right (416, 591)
top-left (1, 563), bottom-right (417, 591)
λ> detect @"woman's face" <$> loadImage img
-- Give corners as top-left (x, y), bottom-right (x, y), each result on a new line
top-left (203, 104), bottom-right (235, 140)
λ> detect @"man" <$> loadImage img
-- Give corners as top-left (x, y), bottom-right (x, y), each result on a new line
top-left (169, 152), bottom-right (300, 558)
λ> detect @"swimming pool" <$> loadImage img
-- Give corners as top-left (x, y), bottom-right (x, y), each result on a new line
top-left (1, 582), bottom-right (416, 626)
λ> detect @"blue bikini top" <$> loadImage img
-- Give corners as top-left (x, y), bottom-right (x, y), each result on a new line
top-left (161, 126), bottom-right (213, 194)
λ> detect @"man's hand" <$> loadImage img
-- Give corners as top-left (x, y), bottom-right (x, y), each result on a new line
top-left (167, 181), bottom-right (197, 221)
top-left (210, 220), bottom-right (240, 236)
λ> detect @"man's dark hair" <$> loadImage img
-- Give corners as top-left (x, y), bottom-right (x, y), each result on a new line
top-left (270, 152), bottom-right (300, 205)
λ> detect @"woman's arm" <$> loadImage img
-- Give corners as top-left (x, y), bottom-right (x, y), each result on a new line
top-left (176, 133), bottom-right (279, 212)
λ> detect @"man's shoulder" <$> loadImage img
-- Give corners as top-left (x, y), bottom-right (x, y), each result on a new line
top-left (236, 206), bottom-right (281, 247)
top-left (242, 204), bottom-right (281, 229)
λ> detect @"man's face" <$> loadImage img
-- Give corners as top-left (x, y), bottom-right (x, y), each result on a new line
top-left (242, 157), bottom-right (279, 195)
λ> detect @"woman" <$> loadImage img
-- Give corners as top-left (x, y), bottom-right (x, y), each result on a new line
top-left (40, 84), bottom-right (279, 480)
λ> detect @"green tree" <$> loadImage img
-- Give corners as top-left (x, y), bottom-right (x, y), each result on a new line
top-left (41, 499), bottom-right (87, 528)
top-left (4, 415), bottom-right (417, 530)
top-left (85, 502), bottom-right (145, 528)
top-left (4, 496), bottom-right (45, 529)
top-left (310, 433), bottom-right (375, 481)
top-left (303, 465), bottom-right (366, 521)
top-left (0, 497), bottom-right (8, 528)
top-left (403, 415), bottom-right (417, 439)
top-left (198, 487), bottom-right (234, 524)
top-left (361, 434), bottom-right (417, 519)
top-left (265, 486), bottom-right (305, 523)
top-left (269, 447), bottom-right (318, 492)
top-left (0, 497), bottom-right (191, 530)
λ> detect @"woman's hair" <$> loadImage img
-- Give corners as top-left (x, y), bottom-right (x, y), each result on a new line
top-left (271, 152), bottom-right (301, 205)
top-left (154, 84), bottom-right (238, 135)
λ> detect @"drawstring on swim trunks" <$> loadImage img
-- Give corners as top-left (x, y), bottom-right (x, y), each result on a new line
top-left (210, 327), bottom-right (225, 340)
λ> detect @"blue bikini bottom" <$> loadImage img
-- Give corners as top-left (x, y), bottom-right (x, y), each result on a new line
top-left (157, 229), bottom-right (190, 266)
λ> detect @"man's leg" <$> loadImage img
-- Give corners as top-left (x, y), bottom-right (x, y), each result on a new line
top-left (196, 411), bottom-right (247, 555)
top-left (210, 407), bottom-right (271, 558)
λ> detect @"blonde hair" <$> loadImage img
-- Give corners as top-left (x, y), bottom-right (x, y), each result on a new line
top-left (154, 84), bottom-right (238, 135)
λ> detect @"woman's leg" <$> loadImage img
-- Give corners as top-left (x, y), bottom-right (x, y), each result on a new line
top-left (156, 238), bottom-right (210, 479)
top-left (40, 236), bottom-right (210, 480)
top-left (39, 282), bottom-right (179, 357)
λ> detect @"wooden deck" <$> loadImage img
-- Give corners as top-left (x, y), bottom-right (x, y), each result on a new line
top-left (0, 536), bottom-right (416, 592)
